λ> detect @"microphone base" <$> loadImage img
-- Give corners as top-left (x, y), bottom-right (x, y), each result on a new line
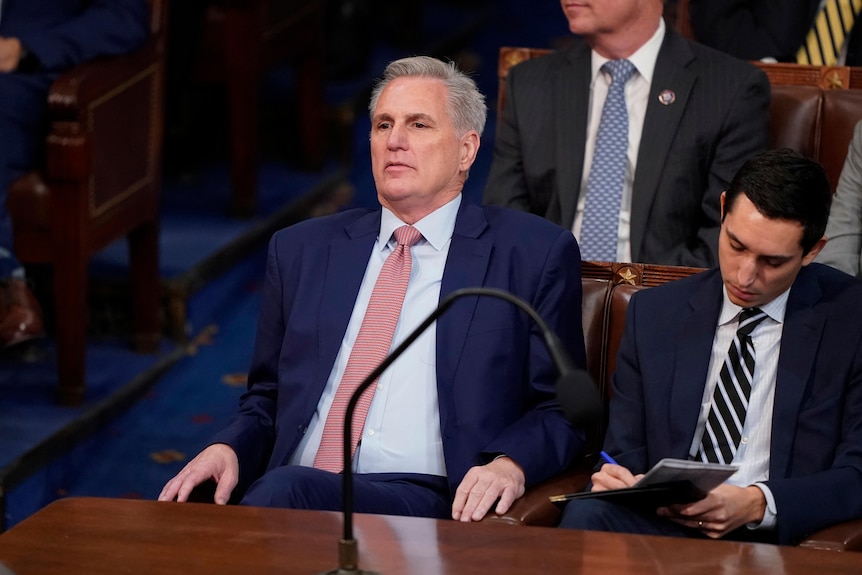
top-left (316, 538), bottom-right (381, 575)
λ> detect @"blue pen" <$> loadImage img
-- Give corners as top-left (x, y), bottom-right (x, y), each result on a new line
top-left (600, 451), bottom-right (619, 465)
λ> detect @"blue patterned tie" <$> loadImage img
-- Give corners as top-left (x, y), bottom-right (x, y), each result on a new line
top-left (579, 59), bottom-right (637, 262)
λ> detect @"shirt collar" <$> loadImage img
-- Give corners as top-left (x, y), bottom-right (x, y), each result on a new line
top-left (719, 284), bottom-right (789, 327)
top-left (590, 17), bottom-right (665, 87)
top-left (378, 194), bottom-right (462, 252)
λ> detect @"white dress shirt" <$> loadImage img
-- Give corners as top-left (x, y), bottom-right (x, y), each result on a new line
top-left (688, 287), bottom-right (790, 529)
top-left (289, 196), bottom-right (461, 477)
top-left (573, 18), bottom-right (665, 263)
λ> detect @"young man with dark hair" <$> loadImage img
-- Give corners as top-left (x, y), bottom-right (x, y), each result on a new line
top-left (560, 149), bottom-right (862, 545)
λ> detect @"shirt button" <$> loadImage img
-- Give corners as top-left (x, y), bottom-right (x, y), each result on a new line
top-left (741, 436), bottom-right (748, 444)
top-left (368, 429), bottom-right (375, 436)
top-left (377, 384), bottom-right (384, 390)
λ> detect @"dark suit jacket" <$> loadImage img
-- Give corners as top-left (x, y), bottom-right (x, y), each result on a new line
top-left (0, 0), bottom-right (149, 72)
top-left (606, 264), bottom-right (862, 545)
top-left (211, 200), bottom-right (587, 499)
top-left (483, 27), bottom-right (770, 268)
top-left (689, 0), bottom-right (862, 65)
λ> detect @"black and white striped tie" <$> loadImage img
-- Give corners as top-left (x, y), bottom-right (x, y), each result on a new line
top-left (698, 307), bottom-right (768, 464)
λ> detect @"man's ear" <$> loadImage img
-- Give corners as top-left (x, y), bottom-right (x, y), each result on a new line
top-left (719, 191), bottom-right (726, 221)
top-left (459, 130), bottom-right (480, 172)
top-left (802, 236), bottom-right (828, 265)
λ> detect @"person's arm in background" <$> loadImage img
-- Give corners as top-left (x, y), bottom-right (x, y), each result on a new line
top-left (816, 121), bottom-right (862, 277)
top-left (688, 0), bottom-right (817, 61)
top-left (13, 0), bottom-right (149, 73)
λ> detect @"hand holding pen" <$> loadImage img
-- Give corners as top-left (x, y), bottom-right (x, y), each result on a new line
top-left (600, 451), bottom-right (619, 466)
top-left (592, 451), bottom-right (641, 491)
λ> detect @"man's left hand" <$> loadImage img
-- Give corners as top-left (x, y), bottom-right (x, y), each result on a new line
top-left (451, 456), bottom-right (525, 522)
top-left (657, 484), bottom-right (767, 538)
top-left (0, 37), bottom-right (23, 72)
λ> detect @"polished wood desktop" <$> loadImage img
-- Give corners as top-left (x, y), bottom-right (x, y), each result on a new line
top-left (0, 497), bottom-right (859, 574)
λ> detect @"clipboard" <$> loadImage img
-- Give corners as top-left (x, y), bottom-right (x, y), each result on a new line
top-left (550, 458), bottom-right (738, 510)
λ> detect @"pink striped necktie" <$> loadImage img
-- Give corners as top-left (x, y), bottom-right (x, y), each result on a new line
top-left (313, 225), bottom-right (423, 472)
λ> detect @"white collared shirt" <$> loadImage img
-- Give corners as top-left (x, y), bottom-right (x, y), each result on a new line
top-left (289, 196), bottom-right (461, 477)
top-left (688, 286), bottom-right (790, 529)
top-left (573, 18), bottom-right (665, 262)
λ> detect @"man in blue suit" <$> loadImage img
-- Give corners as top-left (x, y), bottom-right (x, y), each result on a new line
top-left (559, 149), bottom-right (862, 545)
top-left (159, 56), bottom-right (587, 521)
top-left (0, 0), bottom-right (149, 348)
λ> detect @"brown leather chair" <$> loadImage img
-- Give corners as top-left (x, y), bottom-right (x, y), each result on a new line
top-left (6, 0), bottom-right (167, 406)
top-left (768, 87), bottom-right (862, 192)
top-left (487, 262), bottom-right (707, 528)
top-left (192, 0), bottom-right (326, 216)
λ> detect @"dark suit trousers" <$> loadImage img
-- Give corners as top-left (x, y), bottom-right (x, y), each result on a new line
top-left (559, 498), bottom-right (777, 543)
top-left (0, 72), bottom-right (53, 278)
top-left (240, 466), bottom-right (452, 519)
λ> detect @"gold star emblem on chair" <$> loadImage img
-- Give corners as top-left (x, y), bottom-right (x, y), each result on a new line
top-left (616, 267), bottom-right (638, 286)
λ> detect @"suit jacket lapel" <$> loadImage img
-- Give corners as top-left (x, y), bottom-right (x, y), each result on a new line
top-left (631, 29), bottom-right (696, 260)
top-left (770, 268), bottom-right (825, 477)
top-left (557, 43), bottom-right (592, 228)
top-left (316, 211), bottom-right (379, 394)
top-left (669, 270), bottom-right (723, 455)
top-left (436, 202), bottom-right (491, 430)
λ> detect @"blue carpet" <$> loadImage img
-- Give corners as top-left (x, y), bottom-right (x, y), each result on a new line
top-left (2, 0), bottom-right (569, 530)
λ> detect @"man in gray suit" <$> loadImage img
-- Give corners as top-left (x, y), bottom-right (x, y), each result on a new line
top-left (816, 120), bottom-right (862, 277)
top-left (483, 0), bottom-right (770, 268)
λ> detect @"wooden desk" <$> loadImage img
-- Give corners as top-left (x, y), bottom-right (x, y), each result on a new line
top-left (0, 497), bottom-right (859, 574)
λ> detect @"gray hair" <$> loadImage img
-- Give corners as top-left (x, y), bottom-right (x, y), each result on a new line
top-left (368, 56), bottom-right (487, 137)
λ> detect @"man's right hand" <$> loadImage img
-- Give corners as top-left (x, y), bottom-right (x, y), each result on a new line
top-left (158, 443), bottom-right (239, 505)
top-left (590, 463), bottom-right (644, 492)
top-left (0, 37), bottom-right (23, 72)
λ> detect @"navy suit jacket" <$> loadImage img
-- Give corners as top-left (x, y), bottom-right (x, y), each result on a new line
top-left (606, 264), bottom-right (862, 544)
top-left (0, 0), bottom-right (149, 72)
top-left (483, 27), bottom-right (770, 268)
top-left (212, 200), bottom-right (587, 499)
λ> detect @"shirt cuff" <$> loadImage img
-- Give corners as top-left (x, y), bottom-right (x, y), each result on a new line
top-left (747, 482), bottom-right (777, 530)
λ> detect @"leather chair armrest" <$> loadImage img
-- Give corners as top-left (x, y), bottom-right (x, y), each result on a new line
top-left (47, 42), bottom-right (159, 119)
top-left (482, 467), bottom-right (593, 527)
top-left (799, 520), bottom-right (862, 552)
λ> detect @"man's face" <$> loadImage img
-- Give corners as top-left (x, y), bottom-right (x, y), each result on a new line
top-left (719, 193), bottom-right (825, 308)
top-left (559, 0), bottom-right (653, 39)
top-left (370, 76), bottom-right (478, 221)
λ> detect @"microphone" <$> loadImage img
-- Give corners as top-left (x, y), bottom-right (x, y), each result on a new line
top-left (555, 368), bottom-right (603, 431)
top-left (318, 287), bottom-right (602, 575)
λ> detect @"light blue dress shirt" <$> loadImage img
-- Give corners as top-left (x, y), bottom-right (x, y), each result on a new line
top-left (289, 195), bottom-right (462, 477)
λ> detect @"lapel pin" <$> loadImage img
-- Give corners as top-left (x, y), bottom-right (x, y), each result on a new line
top-left (658, 90), bottom-right (675, 105)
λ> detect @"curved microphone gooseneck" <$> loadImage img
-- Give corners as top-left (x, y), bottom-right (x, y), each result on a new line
top-left (318, 287), bottom-right (602, 575)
